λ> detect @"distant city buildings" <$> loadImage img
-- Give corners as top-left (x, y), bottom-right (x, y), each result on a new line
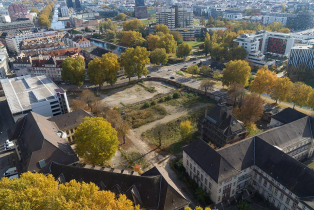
top-left (60, 6), bottom-right (70, 17)
top-left (0, 52), bottom-right (9, 77)
top-left (156, 7), bottom-right (193, 29)
top-left (223, 10), bottom-right (243, 20)
top-left (0, 20), bottom-right (34, 33)
top-left (156, 8), bottom-right (176, 29)
top-left (288, 45), bottom-right (314, 70)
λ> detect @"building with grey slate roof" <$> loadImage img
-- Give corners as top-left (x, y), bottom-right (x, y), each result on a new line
top-left (183, 108), bottom-right (314, 210)
top-left (198, 101), bottom-right (247, 147)
top-left (50, 162), bottom-right (190, 210)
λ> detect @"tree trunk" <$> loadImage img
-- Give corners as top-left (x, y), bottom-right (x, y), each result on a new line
top-left (293, 103), bottom-right (295, 109)
top-left (123, 135), bottom-right (126, 144)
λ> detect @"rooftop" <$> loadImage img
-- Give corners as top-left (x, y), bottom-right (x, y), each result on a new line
top-left (0, 75), bottom-right (60, 115)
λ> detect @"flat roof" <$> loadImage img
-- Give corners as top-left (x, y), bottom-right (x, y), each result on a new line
top-left (0, 75), bottom-right (59, 115)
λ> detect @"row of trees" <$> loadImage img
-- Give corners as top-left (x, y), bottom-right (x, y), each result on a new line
top-left (38, 2), bottom-right (54, 27)
top-left (222, 60), bottom-right (314, 110)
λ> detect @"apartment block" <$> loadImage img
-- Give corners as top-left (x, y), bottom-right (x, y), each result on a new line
top-left (156, 8), bottom-right (176, 29)
top-left (183, 108), bottom-right (314, 210)
top-left (175, 7), bottom-right (193, 28)
top-left (262, 13), bottom-right (296, 26)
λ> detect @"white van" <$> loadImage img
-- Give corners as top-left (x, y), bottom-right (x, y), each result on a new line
top-left (3, 167), bottom-right (17, 177)
top-left (4, 140), bottom-right (14, 151)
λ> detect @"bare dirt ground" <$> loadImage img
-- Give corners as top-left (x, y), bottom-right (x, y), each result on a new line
top-left (99, 81), bottom-right (177, 107)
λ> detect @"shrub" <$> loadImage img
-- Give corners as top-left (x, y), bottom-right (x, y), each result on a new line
top-left (143, 101), bottom-right (150, 108)
top-left (159, 97), bottom-right (165, 103)
top-left (173, 92), bottom-right (181, 99)
top-left (166, 95), bottom-right (172, 101)
top-left (151, 100), bottom-right (157, 106)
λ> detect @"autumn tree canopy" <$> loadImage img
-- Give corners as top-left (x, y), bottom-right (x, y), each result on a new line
top-left (222, 60), bottom-right (251, 86)
top-left (61, 56), bottom-right (85, 87)
top-left (0, 172), bottom-right (139, 210)
top-left (250, 67), bottom-right (277, 95)
top-left (75, 117), bottom-right (119, 165)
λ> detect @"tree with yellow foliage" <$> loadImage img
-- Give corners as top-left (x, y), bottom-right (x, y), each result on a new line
top-left (185, 207), bottom-right (211, 210)
top-left (123, 18), bottom-right (145, 32)
top-left (176, 42), bottom-right (192, 60)
top-left (250, 67), bottom-right (277, 95)
top-left (61, 56), bottom-right (85, 87)
top-left (288, 82), bottom-right (312, 109)
top-left (120, 46), bottom-right (150, 80)
top-left (121, 31), bottom-right (146, 47)
top-left (0, 172), bottom-right (139, 210)
top-left (180, 120), bottom-right (192, 141)
top-left (222, 60), bottom-right (251, 86)
top-left (155, 24), bottom-right (170, 34)
top-left (204, 32), bottom-right (211, 56)
top-left (270, 77), bottom-right (292, 103)
top-left (75, 117), bottom-right (119, 165)
top-left (87, 52), bottom-right (120, 87)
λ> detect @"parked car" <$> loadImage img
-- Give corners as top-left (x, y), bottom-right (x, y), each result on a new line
top-left (147, 75), bottom-right (151, 78)
top-left (8, 174), bottom-right (19, 180)
top-left (168, 69), bottom-right (172, 71)
top-left (4, 140), bottom-right (14, 151)
top-left (170, 77), bottom-right (175, 79)
top-left (157, 70), bottom-right (162, 73)
top-left (3, 167), bottom-right (17, 177)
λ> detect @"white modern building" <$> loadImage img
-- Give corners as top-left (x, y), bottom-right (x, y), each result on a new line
top-left (156, 8), bottom-right (176, 29)
top-left (223, 10), bottom-right (243, 20)
top-left (183, 108), bottom-right (314, 210)
top-left (0, 75), bottom-right (70, 121)
top-left (5, 31), bottom-right (60, 53)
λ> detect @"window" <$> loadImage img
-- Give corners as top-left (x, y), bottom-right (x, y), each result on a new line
top-left (263, 180), bottom-right (267, 187)
top-left (201, 174), bottom-right (203, 181)
top-left (254, 173), bottom-right (257, 179)
top-left (219, 182), bottom-right (222, 186)
top-left (269, 185), bottom-right (272, 191)
top-left (280, 192), bottom-right (284, 200)
top-left (232, 189), bottom-right (235, 194)
top-left (219, 188), bottom-right (221, 193)
top-left (286, 198), bottom-right (290, 205)
top-left (274, 189), bottom-right (278, 196)
top-left (205, 178), bottom-right (207, 185)
top-left (209, 182), bottom-right (212, 189)
top-left (278, 202), bottom-right (281, 208)
top-left (259, 177), bottom-right (262, 183)
top-left (194, 167), bottom-right (196, 173)
top-left (218, 196), bottom-right (220, 202)
top-left (272, 198), bottom-right (276, 203)
top-left (303, 205), bottom-right (306, 210)
top-left (187, 159), bottom-right (189, 166)
top-left (233, 182), bottom-right (236, 186)
top-left (289, 192), bottom-right (292, 196)
top-left (292, 203), bottom-right (297, 209)
top-left (283, 187), bottom-right (286, 191)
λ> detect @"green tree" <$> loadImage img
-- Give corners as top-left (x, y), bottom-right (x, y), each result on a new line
top-left (150, 48), bottom-right (168, 65)
top-left (200, 65), bottom-right (212, 75)
top-left (158, 33), bottom-right (177, 53)
top-left (120, 47), bottom-right (150, 80)
top-left (207, 16), bottom-right (214, 26)
top-left (75, 117), bottom-right (119, 165)
top-left (155, 24), bottom-right (170, 34)
top-left (200, 17), bottom-right (206, 26)
top-left (170, 31), bottom-right (183, 44)
top-left (237, 200), bottom-right (251, 210)
top-left (210, 43), bottom-right (226, 60)
top-left (228, 46), bottom-right (248, 60)
top-left (204, 32), bottom-right (211, 56)
top-left (123, 18), bottom-right (145, 32)
top-left (222, 60), bottom-right (251, 86)
top-left (187, 65), bottom-right (200, 77)
top-left (0, 172), bottom-right (139, 210)
top-left (146, 33), bottom-right (160, 51)
top-left (114, 13), bottom-right (127, 21)
top-left (61, 56), bottom-right (85, 87)
top-left (87, 53), bottom-right (120, 87)
top-left (176, 42), bottom-right (192, 60)
top-left (180, 120), bottom-right (192, 141)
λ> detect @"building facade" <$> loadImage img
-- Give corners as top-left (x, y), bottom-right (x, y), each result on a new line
top-left (134, 6), bottom-right (148, 19)
top-left (156, 8), bottom-right (176, 29)
top-left (8, 4), bottom-right (29, 22)
top-left (262, 13), bottom-right (296, 26)
top-left (175, 7), bottom-right (193, 28)
top-left (183, 109), bottom-right (314, 209)
top-left (0, 20), bottom-right (34, 32)
top-left (0, 53), bottom-right (9, 77)
top-left (223, 10), bottom-right (243, 20)
top-left (288, 45), bottom-right (314, 70)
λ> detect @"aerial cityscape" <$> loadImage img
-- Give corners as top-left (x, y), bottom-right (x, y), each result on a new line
top-left (0, 0), bottom-right (314, 209)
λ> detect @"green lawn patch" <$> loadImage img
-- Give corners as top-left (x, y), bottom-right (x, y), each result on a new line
top-left (176, 71), bottom-right (185, 76)
top-left (125, 104), bottom-right (167, 128)
top-left (184, 41), bottom-right (203, 49)
top-left (71, 29), bottom-right (82, 34)
top-left (141, 18), bottom-right (156, 25)
top-left (143, 105), bottom-right (213, 154)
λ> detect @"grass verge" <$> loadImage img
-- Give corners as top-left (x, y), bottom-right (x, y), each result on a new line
top-left (184, 41), bottom-right (203, 49)
top-left (164, 92), bottom-right (215, 108)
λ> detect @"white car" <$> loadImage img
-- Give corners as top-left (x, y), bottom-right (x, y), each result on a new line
top-left (157, 70), bottom-right (162, 73)
top-left (4, 140), bottom-right (14, 151)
